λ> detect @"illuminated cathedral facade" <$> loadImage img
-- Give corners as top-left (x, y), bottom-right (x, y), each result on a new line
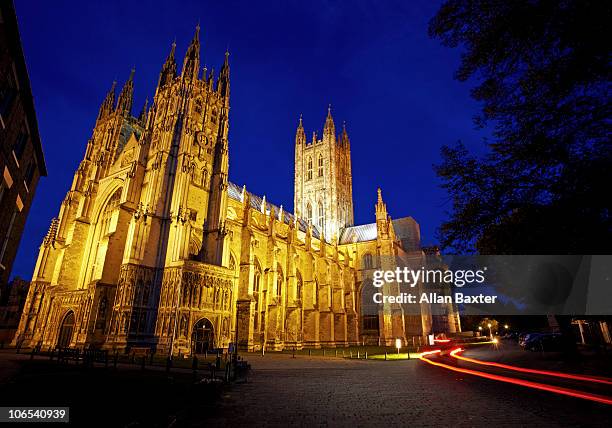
top-left (13, 27), bottom-right (459, 354)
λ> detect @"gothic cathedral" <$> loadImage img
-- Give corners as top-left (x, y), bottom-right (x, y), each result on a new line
top-left (13, 27), bottom-right (459, 354)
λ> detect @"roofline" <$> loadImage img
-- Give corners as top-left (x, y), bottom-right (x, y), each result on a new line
top-left (1, 1), bottom-right (47, 176)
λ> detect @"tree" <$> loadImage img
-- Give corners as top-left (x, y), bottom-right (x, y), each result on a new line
top-left (429, 0), bottom-right (611, 254)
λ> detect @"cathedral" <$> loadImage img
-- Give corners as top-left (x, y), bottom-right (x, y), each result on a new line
top-left (13, 27), bottom-right (459, 354)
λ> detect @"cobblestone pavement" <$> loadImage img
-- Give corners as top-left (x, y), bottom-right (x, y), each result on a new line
top-left (209, 353), bottom-right (612, 427)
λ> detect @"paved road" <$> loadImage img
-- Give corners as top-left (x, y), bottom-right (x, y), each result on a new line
top-left (209, 353), bottom-right (612, 427)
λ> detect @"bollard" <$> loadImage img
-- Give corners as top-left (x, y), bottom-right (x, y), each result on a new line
top-left (350, 350), bottom-right (352, 358)
top-left (365, 351), bottom-right (368, 359)
top-left (335, 350), bottom-right (338, 357)
top-left (308, 349), bottom-right (311, 356)
top-left (357, 350), bottom-right (360, 359)
top-left (342, 350), bottom-right (345, 358)
top-left (323, 349), bottom-right (325, 357)
top-left (385, 351), bottom-right (388, 361)
top-left (292, 347), bottom-right (295, 358)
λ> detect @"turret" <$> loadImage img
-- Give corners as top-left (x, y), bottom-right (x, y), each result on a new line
top-left (323, 104), bottom-right (335, 139)
top-left (375, 188), bottom-right (391, 239)
top-left (217, 51), bottom-right (230, 99)
top-left (96, 81), bottom-right (116, 122)
top-left (182, 25), bottom-right (200, 81)
top-left (295, 114), bottom-right (306, 145)
top-left (116, 68), bottom-right (134, 116)
top-left (158, 40), bottom-right (177, 88)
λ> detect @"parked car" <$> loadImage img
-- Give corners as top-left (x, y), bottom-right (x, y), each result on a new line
top-left (525, 334), bottom-right (566, 352)
top-left (519, 333), bottom-right (543, 348)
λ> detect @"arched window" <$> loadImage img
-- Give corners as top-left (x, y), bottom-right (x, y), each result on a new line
top-left (317, 154), bottom-right (323, 177)
top-left (307, 156), bottom-right (313, 180)
top-left (194, 98), bottom-right (203, 114)
top-left (100, 190), bottom-right (121, 236)
top-left (306, 202), bottom-right (312, 224)
top-left (318, 201), bottom-right (324, 229)
top-left (363, 253), bottom-right (373, 269)
top-left (254, 269), bottom-right (261, 294)
top-left (314, 278), bottom-right (319, 307)
top-left (361, 279), bottom-right (379, 332)
top-left (296, 271), bottom-right (303, 300)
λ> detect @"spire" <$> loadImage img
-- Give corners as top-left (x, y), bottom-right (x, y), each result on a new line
top-left (375, 187), bottom-right (390, 238)
top-left (340, 120), bottom-right (349, 145)
top-left (158, 40), bottom-right (177, 87)
top-left (116, 68), bottom-right (134, 116)
top-left (295, 114), bottom-right (306, 145)
top-left (97, 81), bottom-right (116, 122)
top-left (323, 103), bottom-right (335, 136)
top-left (139, 97), bottom-right (148, 122)
top-left (182, 24), bottom-right (201, 81)
top-left (217, 50), bottom-right (230, 97)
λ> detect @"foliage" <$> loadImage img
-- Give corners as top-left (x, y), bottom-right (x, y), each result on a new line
top-left (429, 0), bottom-right (611, 254)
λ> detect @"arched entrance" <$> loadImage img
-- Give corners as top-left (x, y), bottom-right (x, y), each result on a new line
top-left (58, 311), bottom-right (75, 348)
top-left (191, 318), bottom-right (214, 354)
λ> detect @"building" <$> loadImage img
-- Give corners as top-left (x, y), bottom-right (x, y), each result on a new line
top-left (0, 1), bottom-right (47, 290)
top-left (0, 276), bottom-right (29, 342)
top-left (13, 27), bottom-right (458, 353)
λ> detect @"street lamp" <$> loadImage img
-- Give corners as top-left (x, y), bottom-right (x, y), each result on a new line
top-left (478, 326), bottom-right (483, 336)
top-left (395, 338), bottom-right (402, 355)
top-left (504, 324), bottom-right (509, 329)
top-left (487, 323), bottom-right (492, 339)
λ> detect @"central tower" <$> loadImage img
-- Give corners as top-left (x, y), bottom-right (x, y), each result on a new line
top-left (294, 106), bottom-right (354, 241)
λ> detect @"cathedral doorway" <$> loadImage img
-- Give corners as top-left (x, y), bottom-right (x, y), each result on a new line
top-left (192, 318), bottom-right (214, 354)
top-left (57, 311), bottom-right (75, 348)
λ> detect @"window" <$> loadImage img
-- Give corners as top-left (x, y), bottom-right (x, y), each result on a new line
top-left (24, 161), bottom-right (36, 188)
top-left (0, 210), bottom-right (17, 264)
top-left (307, 156), bottom-right (313, 180)
top-left (0, 70), bottom-right (17, 120)
top-left (363, 253), bottom-right (373, 269)
top-left (13, 129), bottom-right (28, 160)
top-left (314, 278), bottom-right (319, 306)
top-left (254, 269), bottom-right (261, 294)
top-left (317, 154), bottom-right (323, 177)
top-left (318, 201), bottom-right (324, 228)
top-left (362, 315), bottom-right (379, 331)
top-left (100, 190), bottom-right (121, 236)
top-left (306, 202), bottom-right (312, 224)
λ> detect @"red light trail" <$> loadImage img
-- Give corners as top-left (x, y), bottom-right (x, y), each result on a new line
top-left (449, 348), bottom-right (612, 385)
top-left (419, 348), bottom-right (612, 406)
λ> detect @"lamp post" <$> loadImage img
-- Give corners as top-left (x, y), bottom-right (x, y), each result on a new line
top-left (478, 326), bottom-right (483, 337)
top-left (504, 324), bottom-right (509, 330)
top-left (395, 338), bottom-right (402, 355)
top-left (488, 323), bottom-right (492, 340)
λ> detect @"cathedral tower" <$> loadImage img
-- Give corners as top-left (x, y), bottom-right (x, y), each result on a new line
top-left (293, 106), bottom-right (354, 241)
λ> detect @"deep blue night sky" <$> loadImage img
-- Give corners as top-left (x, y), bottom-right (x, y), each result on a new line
top-left (11, 0), bottom-right (487, 280)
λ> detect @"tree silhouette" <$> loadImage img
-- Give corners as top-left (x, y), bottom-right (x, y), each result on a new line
top-left (429, 1), bottom-right (611, 254)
